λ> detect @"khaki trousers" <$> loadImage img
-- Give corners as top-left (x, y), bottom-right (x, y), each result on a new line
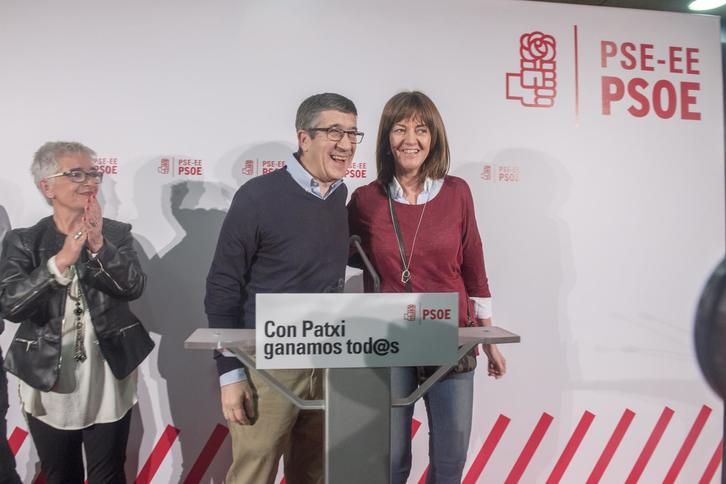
top-left (226, 368), bottom-right (324, 484)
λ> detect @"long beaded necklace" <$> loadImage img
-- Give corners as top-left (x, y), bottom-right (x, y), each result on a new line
top-left (67, 267), bottom-right (87, 363)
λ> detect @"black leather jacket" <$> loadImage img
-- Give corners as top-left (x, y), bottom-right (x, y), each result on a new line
top-left (0, 216), bottom-right (154, 391)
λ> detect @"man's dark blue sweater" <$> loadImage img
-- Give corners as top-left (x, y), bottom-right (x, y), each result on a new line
top-left (205, 167), bottom-right (349, 376)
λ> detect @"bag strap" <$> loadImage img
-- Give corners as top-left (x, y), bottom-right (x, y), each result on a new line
top-left (387, 184), bottom-right (476, 323)
top-left (386, 185), bottom-right (412, 293)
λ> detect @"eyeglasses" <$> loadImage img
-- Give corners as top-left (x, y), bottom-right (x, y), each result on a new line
top-left (308, 126), bottom-right (364, 144)
top-left (45, 168), bottom-right (104, 184)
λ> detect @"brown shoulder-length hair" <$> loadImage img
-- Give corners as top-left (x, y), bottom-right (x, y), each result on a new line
top-left (376, 91), bottom-right (450, 186)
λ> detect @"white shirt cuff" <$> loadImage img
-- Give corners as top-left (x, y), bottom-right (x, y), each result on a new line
top-left (219, 368), bottom-right (247, 386)
top-left (471, 297), bottom-right (492, 319)
top-left (47, 256), bottom-right (73, 286)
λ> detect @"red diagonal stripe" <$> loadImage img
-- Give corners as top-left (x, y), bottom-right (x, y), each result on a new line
top-left (625, 406), bottom-right (674, 483)
top-left (412, 417), bottom-right (422, 438)
top-left (463, 414), bottom-right (511, 484)
top-left (33, 473), bottom-right (46, 484)
top-left (418, 466), bottom-right (429, 483)
top-left (664, 404), bottom-right (712, 483)
top-left (504, 412), bottom-right (554, 484)
top-left (8, 427), bottom-right (28, 455)
top-left (698, 439), bottom-right (723, 484)
top-left (183, 424), bottom-right (229, 484)
top-left (135, 425), bottom-right (180, 484)
top-left (546, 410), bottom-right (596, 484)
top-left (586, 408), bottom-right (636, 484)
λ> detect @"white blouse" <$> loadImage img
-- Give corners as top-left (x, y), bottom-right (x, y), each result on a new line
top-left (18, 257), bottom-right (136, 430)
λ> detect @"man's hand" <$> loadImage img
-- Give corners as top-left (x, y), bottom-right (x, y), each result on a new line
top-left (220, 381), bottom-right (256, 425)
top-left (482, 343), bottom-right (507, 379)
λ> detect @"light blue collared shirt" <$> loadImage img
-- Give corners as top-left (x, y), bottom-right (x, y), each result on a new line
top-left (388, 177), bottom-right (443, 204)
top-left (285, 152), bottom-right (345, 199)
top-left (219, 153), bottom-right (347, 387)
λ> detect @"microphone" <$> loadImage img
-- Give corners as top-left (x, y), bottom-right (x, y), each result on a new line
top-left (349, 235), bottom-right (380, 293)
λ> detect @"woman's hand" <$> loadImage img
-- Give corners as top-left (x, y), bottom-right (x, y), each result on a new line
top-left (84, 194), bottom-right (104, 253)
top-left (55, 220), bottom-right (87, 273)
top-left (474, 317), bottom-right (506, 379)
top-left (482, 343), bottom-right (506, 379)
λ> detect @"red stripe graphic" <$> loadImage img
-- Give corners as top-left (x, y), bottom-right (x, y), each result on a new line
top-left (664, 404), bottom-right (712, 483)
top-left (412, 418), bottom-right (429, 484)
top-left (32, 473), bottom-right (46, 484)
top-left (462, 414), bottom-right (511, 484)
top-left (546, 410), bottom-right (596, 483)
top-left (135, 425), bottom-right (180, 484)
top-left (586, 408), bottom-right (636, 484)
top-left (183, 424), bottom-right (229, 484)
top-left (504, 412), bottom-right (554, 484)
top-left (412, 417), bottom-right (422, 437)
top-left (8, 427), bottom-right (28, 455)
top-left (418, 466), bottom-right (429, 483)
top-left (698, 439), bottom-right (723, 484)
top-left (625, 406), bottom-right (674, 483)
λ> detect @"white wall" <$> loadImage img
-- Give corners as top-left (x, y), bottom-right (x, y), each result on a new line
top-left (0, 1), bottom-right (723, 482)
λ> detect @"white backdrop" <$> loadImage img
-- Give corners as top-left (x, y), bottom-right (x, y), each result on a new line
top-left (0, 0), bottom-right (723, 482)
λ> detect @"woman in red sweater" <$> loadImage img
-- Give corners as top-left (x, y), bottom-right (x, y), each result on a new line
top-left (348, 91), bottom-right (506, 484)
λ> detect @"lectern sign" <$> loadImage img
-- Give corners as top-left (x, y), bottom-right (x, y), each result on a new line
top-left (256, 293), bottom-right (458, 369)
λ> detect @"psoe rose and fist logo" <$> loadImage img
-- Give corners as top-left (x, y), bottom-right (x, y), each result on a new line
top-left (506, 31), bottom-right (557, 108)
top-left (404, 304), bottom-right (417, 321)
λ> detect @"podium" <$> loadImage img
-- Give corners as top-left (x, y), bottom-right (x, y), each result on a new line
top-left (186, 321), bottom-right (519, 484)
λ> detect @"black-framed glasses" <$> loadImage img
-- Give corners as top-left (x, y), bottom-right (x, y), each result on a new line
top-left (45, 168), bottom-right (104, 184)
top-left (308, 126), bottom-right (364, 144)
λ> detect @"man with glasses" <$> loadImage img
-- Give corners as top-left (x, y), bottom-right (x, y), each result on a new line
top-left (206, 93), bottom-right (362, 484)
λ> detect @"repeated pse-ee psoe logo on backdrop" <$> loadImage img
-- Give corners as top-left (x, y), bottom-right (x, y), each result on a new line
top-left (152, 157), bottom-right (369, 180)
top-left (240, 159), bottom-right (370, 179)
top-left (240, 159), bottom-right (368, 179)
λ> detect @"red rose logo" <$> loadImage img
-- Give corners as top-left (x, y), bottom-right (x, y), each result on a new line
top-left (521, 32), bottom-right (556, 62)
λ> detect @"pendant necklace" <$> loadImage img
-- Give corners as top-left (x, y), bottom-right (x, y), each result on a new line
top-left (397, 187), bottom-right (429, 285)
top-left (68, 268), bottom-right (87, 363)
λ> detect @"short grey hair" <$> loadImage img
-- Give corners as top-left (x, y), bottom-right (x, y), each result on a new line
top-left (295, 93), bottom-right (357, 157)
top-left (31, 141), bottom-right (96, 184)
top-left (295, 93), bottom-right (357, 134)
